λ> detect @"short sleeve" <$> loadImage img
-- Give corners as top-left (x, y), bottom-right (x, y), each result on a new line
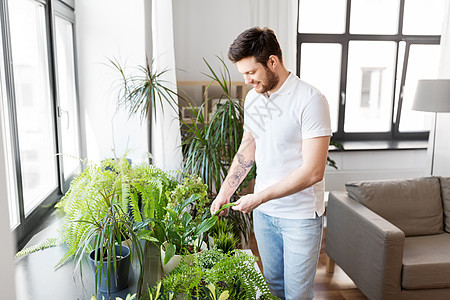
top-left (301, 93), bottom-right (332, 139)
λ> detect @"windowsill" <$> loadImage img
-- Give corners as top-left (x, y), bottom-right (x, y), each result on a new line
top-left (14, 211), bottom-right (140, 299)
top-left (329, 140), bottom-right (428, 152)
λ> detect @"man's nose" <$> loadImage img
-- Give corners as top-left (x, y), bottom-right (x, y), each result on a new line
top-left (244, 75), bottom-right (253, 84)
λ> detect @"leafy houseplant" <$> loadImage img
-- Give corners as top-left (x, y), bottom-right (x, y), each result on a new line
top-left (15, 158), bottom-right (178, 296)
top-left (151, 194), bottom-right (218, 267)
top-left (180, 57), bottom-right (254, 248)
top-left (208, 218), bottom-right (238, 254)
top-left (111, 57), bottom-right (179, 121)
top-left (160, 248), bottom-right (277, 299)
top-left (181, 57), bottom-right (250, 196)
top-left (82, 201), bottom-right (136, 295)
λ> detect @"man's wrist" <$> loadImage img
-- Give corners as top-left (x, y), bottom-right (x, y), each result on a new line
top-left (257, 190), bottom-right (271, 204)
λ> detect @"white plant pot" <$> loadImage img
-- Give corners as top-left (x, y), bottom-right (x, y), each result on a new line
top-left (160, 240), bottom-right (207, 274)
top-left (208, 235), bottom-right (215, 249)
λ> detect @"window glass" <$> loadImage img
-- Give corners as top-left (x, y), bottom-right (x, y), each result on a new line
top-left (350, 0), bottom-right (400, 34)
top-left (399, 44), bottom-right (440, 132)
top-left (345, 41), bottom-right (397, 132)
top-left (55, 16), bottom-right (80, 179)
top-left (0, 28), bottom-right (20, 229)
top-left (403, 0), bottom-right (445, 35)
top-left (8, 0), bottom-right (58, 216)
top-left (298, 0), bottom-right (347, 34)
top-left (300, 43), bottom-right (341, 132)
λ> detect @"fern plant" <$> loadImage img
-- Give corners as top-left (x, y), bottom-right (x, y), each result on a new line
top-left (54, 158), bottom-right (177, 267)
top-left (161, 248), bottom-right (278, 299)
top-left (15, 157), bottom-right (180, 298)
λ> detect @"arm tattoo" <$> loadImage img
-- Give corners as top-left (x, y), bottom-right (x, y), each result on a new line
top-left (228, 153), bottom-right (254, 188)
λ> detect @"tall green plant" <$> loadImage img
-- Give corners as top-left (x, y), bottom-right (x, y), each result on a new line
top-left (182, 56), bottom-right (252, 195)
top-left (110, 58), bottom-right (179, 121)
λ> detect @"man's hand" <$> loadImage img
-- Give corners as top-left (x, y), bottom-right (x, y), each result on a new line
top-left (231, 193), bottom-right (263, 214)
top-left (210, 194), bottom-right (230, 216)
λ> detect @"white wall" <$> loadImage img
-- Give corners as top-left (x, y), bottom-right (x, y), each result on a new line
top-left (75, 0), bottom-right (148, 163)
top-left (326, 150), bottom-right (427, 191)
top-left (173, 0), bottom-right (252, 81)
top-left (434, 1), bottom-right (450, 176)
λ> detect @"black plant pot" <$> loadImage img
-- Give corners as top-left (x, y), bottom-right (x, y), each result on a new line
top-left (89, 244), bottom-right (131, 293)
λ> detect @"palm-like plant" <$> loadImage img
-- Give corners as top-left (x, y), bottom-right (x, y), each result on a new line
top-left (181, 57), bottom-right (252, 196)
top-left (110, 58), bottom-right (179, 121)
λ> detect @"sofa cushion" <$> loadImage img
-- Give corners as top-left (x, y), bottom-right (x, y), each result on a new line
top-left (345, 177), bottom-right (443, 236)
top-left (440, 177), bottom-right (450, 233)
top-left (402, 233), bottom-right (450, 289)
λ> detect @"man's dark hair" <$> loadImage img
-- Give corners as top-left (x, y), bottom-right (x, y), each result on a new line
top-left (228, 27), bottom-right (283, 65)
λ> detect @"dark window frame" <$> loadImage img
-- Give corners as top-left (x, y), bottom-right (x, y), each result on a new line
top-left (296, 0), bottom-right (440, 143)
top-left (0, 0), bottom-right (81, 248)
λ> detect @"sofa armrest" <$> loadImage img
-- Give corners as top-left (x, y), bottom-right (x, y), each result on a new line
top-left (325, 191), bottom-right (405, 300)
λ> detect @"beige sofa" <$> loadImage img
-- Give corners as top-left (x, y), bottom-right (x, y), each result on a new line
top-left (325, 177), bottom-right (450, 300)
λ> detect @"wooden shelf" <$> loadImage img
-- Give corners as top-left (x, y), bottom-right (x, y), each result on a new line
top-left (177, 81), bottom-right (250, 123)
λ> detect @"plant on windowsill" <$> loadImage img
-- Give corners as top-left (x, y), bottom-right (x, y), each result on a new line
top-left (80, 194), bottom-right (138, 295)
top-left (15, 157), bottom-right (178, 296)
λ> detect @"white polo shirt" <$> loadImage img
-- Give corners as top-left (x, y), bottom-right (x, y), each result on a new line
top-left (243, 73), bottom-right (332, 219)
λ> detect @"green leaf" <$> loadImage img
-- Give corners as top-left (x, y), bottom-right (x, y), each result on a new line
top-left (214, 203), bottom-right (236, 216)
top-left (181, 212), bottom-right (192, 228)
top-left (218, 291), bottom-right (230, 300)
top-left (136, 230), bottom-right (159, 243)
top-left (163, 243), bottom-right (176, 265)
top-left (195, 216), bottom-right (218, 235)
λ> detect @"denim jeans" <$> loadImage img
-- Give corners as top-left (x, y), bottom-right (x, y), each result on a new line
top-left (253, 210), bottom-right (323, 300)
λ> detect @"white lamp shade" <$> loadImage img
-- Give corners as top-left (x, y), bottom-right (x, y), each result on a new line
top-left (412, 79), bottom-right (450, 112)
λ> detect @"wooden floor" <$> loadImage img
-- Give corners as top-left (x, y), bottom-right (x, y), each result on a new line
top-left (248, 228), bottom-right (368, 300)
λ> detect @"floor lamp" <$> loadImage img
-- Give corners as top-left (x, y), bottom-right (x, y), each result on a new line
top-left (412, 79), bottom-right (450, 175)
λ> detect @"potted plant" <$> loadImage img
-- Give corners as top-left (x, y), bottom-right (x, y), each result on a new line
top-left (150, 194), bottom-right (218, 274)
top-left (144, 281), bottom-right (229, 300)
top-left (80, 198), bottom-right (137, 295)
top-left (160, 247), bottom-right (277, 299)
top-left (15, 158), bottom-right (178, 295)
top-left (207, 218), bottom-right (239, 254)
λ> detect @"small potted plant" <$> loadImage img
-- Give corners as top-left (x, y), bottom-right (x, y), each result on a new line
top-left (155, 194), bottom-right (217, 274)
top-left (82, 199), bottom-right (138, 295)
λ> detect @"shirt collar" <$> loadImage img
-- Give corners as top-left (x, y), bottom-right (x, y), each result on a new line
top-left (267, 72), bottom-right (295, 98)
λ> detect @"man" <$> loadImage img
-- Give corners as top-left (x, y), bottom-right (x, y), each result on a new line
top-left (210, 27), bottom-right (332, 300)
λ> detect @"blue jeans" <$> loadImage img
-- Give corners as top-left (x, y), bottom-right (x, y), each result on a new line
top-left (253, 210), bottom-right (323, 300)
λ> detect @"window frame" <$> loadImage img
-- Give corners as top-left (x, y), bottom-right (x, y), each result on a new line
top-left (296, 0), bottom-right (441, 142)
top-left (0, 0), bottom-right (81, 248)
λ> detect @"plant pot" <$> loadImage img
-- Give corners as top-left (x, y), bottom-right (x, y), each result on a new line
top-left (160, 241), bottom-right (207, 274)
top-left (208, 235), bottom-right (215, 249)
top-left (88, 244), bottom-right (131, 293)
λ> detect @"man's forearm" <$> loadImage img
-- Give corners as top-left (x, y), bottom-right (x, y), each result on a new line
top-left (221, 153), bottom-right (254, 196)
top-left (217, 131), bottom-right (256, 198)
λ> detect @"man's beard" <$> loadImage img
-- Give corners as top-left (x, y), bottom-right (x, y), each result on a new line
top-left (255, 67), bottom-right (279, 94)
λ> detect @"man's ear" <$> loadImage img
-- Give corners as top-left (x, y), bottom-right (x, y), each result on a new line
top-left (267, 55), bottom-right (278, 70)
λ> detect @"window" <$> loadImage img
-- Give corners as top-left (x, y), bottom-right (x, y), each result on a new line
top-left (55, 14), bottom-right (81, 182)
top-left (0, 0), bottom-right (81, 246)
top-left (297, 0), bottom-right (444, 141)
